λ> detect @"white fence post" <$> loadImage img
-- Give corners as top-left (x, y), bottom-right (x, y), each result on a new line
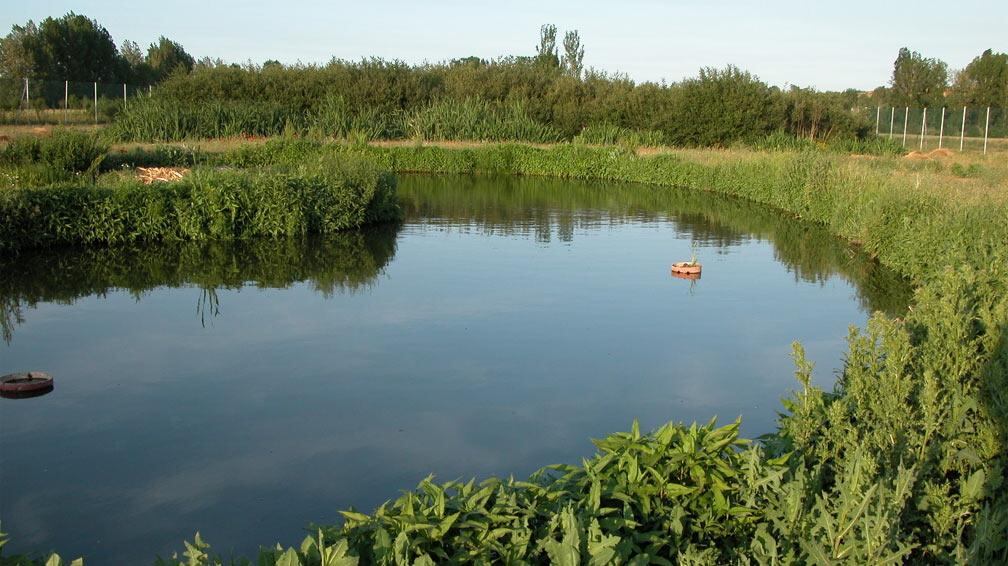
top-left (875, 106), bottom-right (880, 136)
top-left (889, 106), bottom-right (895, 138)
top-left (919, 107), bottom-right (927, 150)
top-left (938, 107), bottom-right (945, 149)
top-left (960, 106), bottom-right (966, 151)
top-left (123, 83), bottom-right (126, 107)
top-left (907, 105), bottom-right (915, 146)
top-left (94, 81), bottom-right (98, 124)
top-left (983, 106), bottom-right (990, 155)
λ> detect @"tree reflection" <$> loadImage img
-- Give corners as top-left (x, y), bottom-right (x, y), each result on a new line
top-left (397, 174), bottom-right (913, 315)
top-left (0, 226), bottom-right (399, 343)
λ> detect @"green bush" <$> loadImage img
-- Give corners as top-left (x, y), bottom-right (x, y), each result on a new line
top-left (0, 156), bottom-right (400, 254)
top-left (110, 60), bottom-right (870, 147)
top-left (0, 129), bottom-right (108, 173)
top-left (665, 66), bottom-right (781, 147)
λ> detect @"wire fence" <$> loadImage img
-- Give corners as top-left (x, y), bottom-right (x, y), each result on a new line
top-left (0, 78), bottom-right (152, 125)
top-left (861, 105), bottom-right (1005, 154)
top-left (2, 78), bottom-right (1006, 154)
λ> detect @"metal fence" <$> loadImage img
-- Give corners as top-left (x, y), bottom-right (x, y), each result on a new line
top-left (0, 77), bottom-right (152, 125)
top-left (863, 105), bottom-right (1005, 154)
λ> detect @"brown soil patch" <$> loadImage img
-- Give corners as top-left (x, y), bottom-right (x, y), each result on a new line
top-left (137, 167), bottom-right (189, 184)
top-left (904, 148), bottom-right (956, 161)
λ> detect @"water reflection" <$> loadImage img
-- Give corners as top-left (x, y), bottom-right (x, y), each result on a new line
top-left (1, 227), bottom-right (399, 343)
top-left (397, 174), bottom-right (912, 315)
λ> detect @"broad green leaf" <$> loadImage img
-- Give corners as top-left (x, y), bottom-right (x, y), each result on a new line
top-left (962, 469), bottom-right (985, 502)
top-left (275, 547), bottom-right (302, 566)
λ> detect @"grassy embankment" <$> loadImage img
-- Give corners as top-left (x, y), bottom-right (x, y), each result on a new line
top-left (0, 131), bottom-right (400, 255)
top-left (2, 133), bottom-right (1007, 564)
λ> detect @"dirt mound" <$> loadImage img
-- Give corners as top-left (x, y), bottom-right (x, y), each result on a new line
top-left (137, 167), bottom-right (189, 184)
top-left (903, 148), bottom-right (955, 161)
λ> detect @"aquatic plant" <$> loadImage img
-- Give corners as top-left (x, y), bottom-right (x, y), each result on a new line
top-left (0, 155), bottom-right (400, 254)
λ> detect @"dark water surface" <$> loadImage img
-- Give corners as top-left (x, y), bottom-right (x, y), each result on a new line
top-left (0, 175), bottom-right (911, 563)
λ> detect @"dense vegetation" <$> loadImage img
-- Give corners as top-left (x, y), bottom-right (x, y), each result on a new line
top-left (0, 132), bottom-right (400, 254)
top-left (2, 137), bottom-right (1005, 564)
top-left (0, 12), bottom-right (192, 85)
top-left (106, 62), bottom-right (878, 146)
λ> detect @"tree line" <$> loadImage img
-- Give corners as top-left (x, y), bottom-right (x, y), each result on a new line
top-left (0, 12), bottom-right (194, 85)
top-left (881, 47), bottom-right (1008, 109)
top-left (1, 13), bottom-right (1005, 145)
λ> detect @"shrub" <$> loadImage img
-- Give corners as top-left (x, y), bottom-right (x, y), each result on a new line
top-left (0, 129), bottom-right (108, 173)
top-left (0, 156), bottom-right (400, 254)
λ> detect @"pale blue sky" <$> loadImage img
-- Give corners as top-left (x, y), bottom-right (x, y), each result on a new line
top-left (3, 0), bottom-right (1005, 90)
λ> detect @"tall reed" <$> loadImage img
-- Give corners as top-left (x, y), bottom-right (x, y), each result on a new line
top-left (0, 157), bottom-right (400, 254)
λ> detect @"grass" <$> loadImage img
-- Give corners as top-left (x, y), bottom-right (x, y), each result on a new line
top-left (0, 149), bottom-right (400, 254)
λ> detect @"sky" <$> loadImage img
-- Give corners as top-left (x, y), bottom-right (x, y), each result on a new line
top-left (2, 0), bottom-right (1006, 91)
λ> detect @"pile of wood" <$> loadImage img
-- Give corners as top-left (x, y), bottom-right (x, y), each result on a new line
top-left (137, 167), bottom-right (189, 184)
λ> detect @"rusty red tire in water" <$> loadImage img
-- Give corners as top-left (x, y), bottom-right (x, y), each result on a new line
top-left (671, 271), bottom-right (701, 281)
top-left (670, 262), bottom-right (702, 275)
top-left (1, 372), bottom-right (54, 395)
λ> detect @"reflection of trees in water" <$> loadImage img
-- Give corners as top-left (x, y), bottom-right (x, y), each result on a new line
top-left (0, 226), bottom-right (399, 343)
top-left (398, 174), bottom-right (912, 316)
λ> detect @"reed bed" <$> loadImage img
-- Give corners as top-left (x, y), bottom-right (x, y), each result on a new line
top-left (403, 98), bottom-right (562, 143)
top-left (0, 156), bottom-right (399, 254)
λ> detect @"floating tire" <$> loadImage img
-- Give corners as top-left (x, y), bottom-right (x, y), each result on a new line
top-left (1, 372), bottom-right (54, 399)
top-left (670, 262), bottom-right (702, 276)
top-left (671, 271), bottom-right (701, 281)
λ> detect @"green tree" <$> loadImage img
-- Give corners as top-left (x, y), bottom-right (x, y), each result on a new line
top-left (535, 24), bottom-right (559, 68)
top-left (889, 47), bottom-right (948, 108)
top-left (0, 21), bottom-right (38, 79)
top-left (0, 13), bottom-right (124, 81)
top-left (121, 39), bottom-right (155, 84)
top-left (147, 36), bottom-right (194, 81)
top-left (668, 66), bottom-right (780, 146)
top-left (562, 30), bottom-right (584, 78)
top-left (950, 49), bottom-right (1008, 108)
top-left (37, 12), bottom-right (123, 81)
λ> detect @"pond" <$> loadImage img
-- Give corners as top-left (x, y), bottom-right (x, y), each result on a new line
top-left (0, 174), bottom-right (911, 564)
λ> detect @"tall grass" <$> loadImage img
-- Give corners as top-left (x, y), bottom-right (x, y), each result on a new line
top-left (0, 129), bottom-right (108, 172)
top-left (110, 97), bottom-right (301, 141)
top-left (573, 123), bottom-right (665, 147)
top-left (403, 98), bottom-right (562, 143)
top-left (308, 94), bottom-right (400, 141)
top-left (0, 156), bottom-right (400, 254)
